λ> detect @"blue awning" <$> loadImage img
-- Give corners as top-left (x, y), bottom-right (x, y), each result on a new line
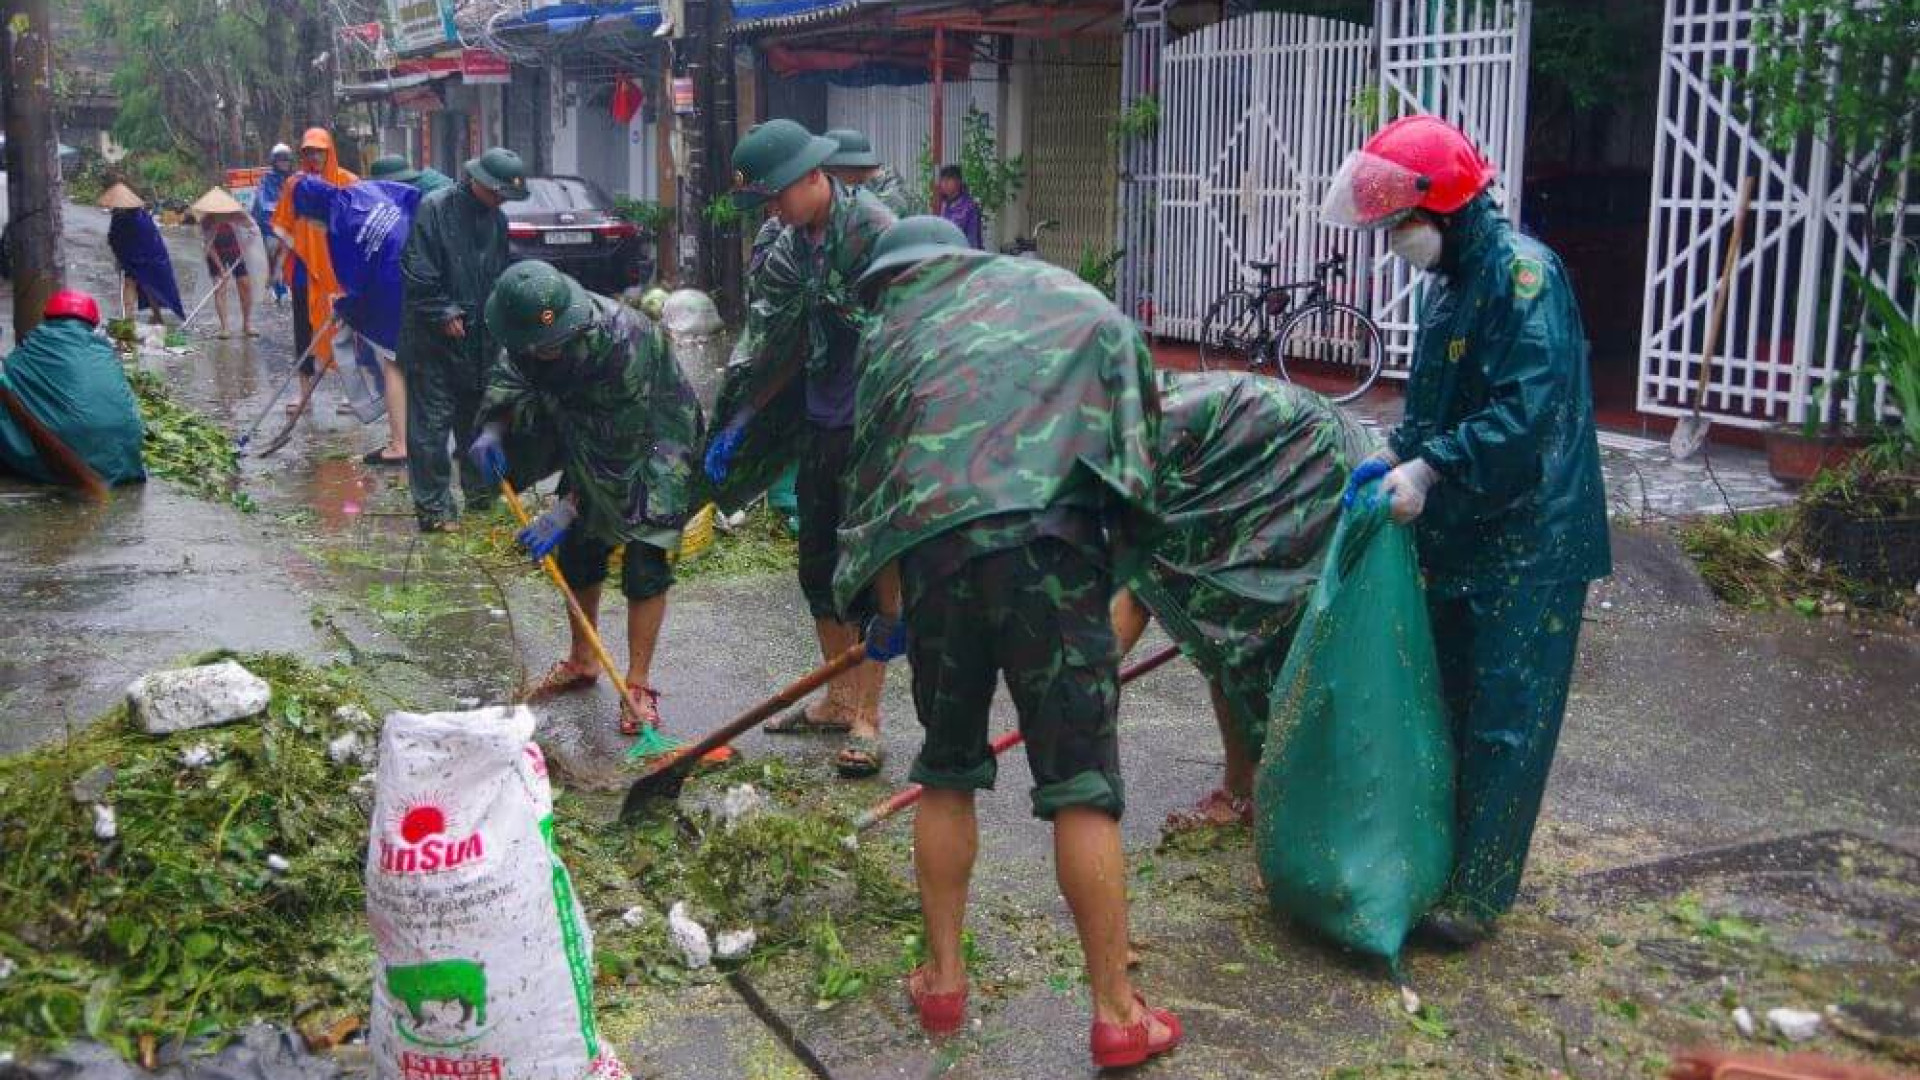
top-left (493, 0), bottom-right (863, 38)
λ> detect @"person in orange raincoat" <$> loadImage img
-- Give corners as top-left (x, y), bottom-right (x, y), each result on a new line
top-left (271, 128), bottom-right (358, 409)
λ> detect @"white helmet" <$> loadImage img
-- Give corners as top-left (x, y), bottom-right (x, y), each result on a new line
top-left (270, 143), bottom-right (293, 159)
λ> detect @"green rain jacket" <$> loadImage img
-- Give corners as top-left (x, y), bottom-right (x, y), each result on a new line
top-left (479, 295), bottom-right (704, 551)
top-left (833, 253), bottom-right (1159, 611)
top-left (707, 180), bottom-right (897, 510)
top-left (399, 182), bottom-right (510, 377)
top-left (0, 319), bottom-right (146, 485)
top-left (1128, 372), bottom-right (1375, 747)
top-left (1387, 195), bottom-right (1611, 596)
top-left (406, 168), bottom-right (455, 195)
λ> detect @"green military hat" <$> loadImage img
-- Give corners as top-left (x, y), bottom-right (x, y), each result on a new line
top-left (486, 260), bottom-right (593, 355)
top-left (857, 215), bottom-right (972, 294)
top-left (369, 154), bottom-right (421, 183)
top-left (730, 119), bottom-right (838, 209)
top-left (823, 129), bottom-right (881, 170)
top-left (466, 147), bottom-right (529, 201)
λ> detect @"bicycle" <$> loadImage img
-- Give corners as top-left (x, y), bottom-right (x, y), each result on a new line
top-left (1001, 219), bottom-right (1057, 257)
top-left (1196, 252), bottom-right (1384, 404)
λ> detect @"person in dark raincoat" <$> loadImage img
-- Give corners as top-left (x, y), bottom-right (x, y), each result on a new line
top-left (0, 290), bottom-right (145, 486)
top-left (469, 261), bottom-right (718, 751)
top-left (1323, 115), bottom-right (1610, 944)
top-left (370, 154), bottom-right (455, 195)
top-left (101, 183), bottom-right (183, 327)
top-left (1111, 371), bottom-right (1375, 832)
top-left (702, 120), bottom-right (899, 777)
top-left (837, 216), bottom-right (1181, 1068)
top-left (823, 128), bottom-right (919, 217)
top-left (399, 147), bottom-right (527, 532)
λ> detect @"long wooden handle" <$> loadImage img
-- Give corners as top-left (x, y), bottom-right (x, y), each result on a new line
top-left (499, 479), bottom-right (655, 725)
top-left (0, 386), bottom-right (109, 502)
top-left (853, 641), bottom-right (1184, 832)
top-left (632, 644), bottom-right (870, 786)
top-left (1691, 175), bottom-right (1756, 409)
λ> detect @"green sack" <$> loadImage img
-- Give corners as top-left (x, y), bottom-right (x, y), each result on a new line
top-left (1254, 486), bottom-right (1453, 970)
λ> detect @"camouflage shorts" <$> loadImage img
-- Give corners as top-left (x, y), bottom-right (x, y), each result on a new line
top-left (903, 538), bottom-right (1125, 821)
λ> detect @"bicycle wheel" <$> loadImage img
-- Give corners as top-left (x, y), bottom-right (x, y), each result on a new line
top-left (1273, 301), bottom-right (1384, 404)
top-left (1197, 290), bottom-right (1268, 373)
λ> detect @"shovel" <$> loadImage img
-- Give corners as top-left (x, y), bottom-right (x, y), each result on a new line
top-left (849, 642), bottom-right (1184, 835)
top-left (621, 642), bottom-right (871, 815)
top-left (236, 314), bottom-right (336, 451)
top-left (499, 478), bottom-right (676, 749)
top-left (1671, 176), bottom-right (1756, 461)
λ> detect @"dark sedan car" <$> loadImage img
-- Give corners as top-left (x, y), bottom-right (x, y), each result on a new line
top-left (505, 176), bottom-right (652, 295)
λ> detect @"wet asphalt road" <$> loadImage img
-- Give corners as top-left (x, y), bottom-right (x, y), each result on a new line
top-left (2, 206), bottom-right (1916, 1077)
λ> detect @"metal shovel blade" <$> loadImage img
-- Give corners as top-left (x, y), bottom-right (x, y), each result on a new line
top-left (1670, 413), bottom-right (1711, 461)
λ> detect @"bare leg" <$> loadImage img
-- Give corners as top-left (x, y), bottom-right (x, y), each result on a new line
top-left (1209, 682), bottom-right (1257, 800)
top-left (381, 358), bottom-right (408, 458)
top-left (914, 788), bottom-right (977, 995)
top-left (213, 278), bottom-right (232, 336)
top-left (810, 618), bottom-right (862, 721)
top-left (1055, 807), bottom-right (1169, 1036)
top-left (846, 659), bottom-right (887, 740)
top-left (236, 276), bottom-right (253, 335)
top-left (623, 591), bottom-right (668, 690)
top-left (120, 276), bottom-right (137, 321)
top-left (566, 583), bottom-right (605, 674)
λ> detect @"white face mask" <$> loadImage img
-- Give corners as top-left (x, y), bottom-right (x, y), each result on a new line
top-left (1389, 220), bottom-right (1443, 270)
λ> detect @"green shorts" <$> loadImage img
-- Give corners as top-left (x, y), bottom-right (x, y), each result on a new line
top-left (903, 537), bottom-right (1125, 821)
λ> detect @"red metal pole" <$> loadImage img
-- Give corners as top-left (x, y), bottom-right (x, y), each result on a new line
top-left (930, 26), bottom-right (945, 212)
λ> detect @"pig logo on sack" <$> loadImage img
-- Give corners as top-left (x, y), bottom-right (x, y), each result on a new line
top-left (380, 801), bottom-right (485, 874)
top-left (387, 958), bottom-right (491, 1047)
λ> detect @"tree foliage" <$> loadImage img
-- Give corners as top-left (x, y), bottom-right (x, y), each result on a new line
top-left (80, 0), bottom-right (337, 166)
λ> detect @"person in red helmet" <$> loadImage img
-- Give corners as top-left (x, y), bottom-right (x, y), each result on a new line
top-left (0, 290), bottom-right (147, 485)
top-left (1323, 115), bottom-right (1609, 946)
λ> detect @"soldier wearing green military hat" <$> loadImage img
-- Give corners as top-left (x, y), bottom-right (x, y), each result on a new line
top-left (823, 128), bottom-right (919, 217)
top-left (704, 119), bottom-right (900, 776)
top-left (836, 215), bottom-right (1181, 1068)
top-left (369, 153), bottom-right (454, 194)
top-left (469, 261), bottom-right (713, 751)
top-left (1111, 371), bottom-right (1376, 832)
top-left (399, 146), bottom-right (527, 532)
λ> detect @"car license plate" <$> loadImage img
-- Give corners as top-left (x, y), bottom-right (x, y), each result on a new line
top-left (546, 230), bottom-right (592, 246)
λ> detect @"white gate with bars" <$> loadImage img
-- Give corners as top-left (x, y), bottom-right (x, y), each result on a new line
top-left (1153, 13), bottom-right (1373, 341)
top-left (1638, 0), bottom-right (1916, 429)
top-left (1150, 1), bottom-right (1531, 366)
top-left (1370, 0), bottom-right (1532, 370)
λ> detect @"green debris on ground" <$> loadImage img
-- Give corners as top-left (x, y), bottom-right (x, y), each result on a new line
top-left (0, 654), bottom-right (917, 1064)
top-left (1677, 507), bottom-right (1912, 619)
top-left (674, 504), bottom-right (798, 582)
top-left (123, 366), bottom-right (254, 512)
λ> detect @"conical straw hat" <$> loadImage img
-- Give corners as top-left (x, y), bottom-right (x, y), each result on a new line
top-left (189, 186), bottom-right (246, 217)
top-left (97, 183), bottom-right (145, 210)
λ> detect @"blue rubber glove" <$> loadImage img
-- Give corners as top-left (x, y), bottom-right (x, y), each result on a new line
top-left (1342, 453), bottom-right (1396, 508)
top-left (469, 423), bottom-right (508, 484)
top-left (703, 424), bottom-right (747, 485)
top-left (516, 500), bottom-right (578, 561)
top-left (864, 613), bottom-right (909, 663)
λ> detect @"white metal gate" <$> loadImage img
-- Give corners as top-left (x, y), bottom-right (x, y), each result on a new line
top-left (1153, 14), bottom-right (1373, 341)
top-left (1371, 0), bottom-right (1533, 370)
top-left (1638, 0), bottom-right (1917, 429)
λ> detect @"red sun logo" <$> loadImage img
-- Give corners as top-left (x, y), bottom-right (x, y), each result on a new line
top-left (399, 805), bottom-right (446, 844)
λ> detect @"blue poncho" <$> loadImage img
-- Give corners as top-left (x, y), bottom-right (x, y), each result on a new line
top-left (289, 178), bottom-right (420, 352)
top-left (107, 209), bottom-right (184, 318)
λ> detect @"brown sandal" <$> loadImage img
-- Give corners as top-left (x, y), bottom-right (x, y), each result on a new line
top-left (1163, 788), bottom-right (1254, 834)
top-left (619, 682), bottom-right (662, 737)
top-left (521, 659), bottom-right (599, 703)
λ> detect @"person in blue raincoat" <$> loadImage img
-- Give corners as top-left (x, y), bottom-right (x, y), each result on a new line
top-left (254, 144), bottom-right (295, 301)
top-left (1322, 115), bottom-right (1610, 945)
top-left (101, 183), bottom-right (183, 328)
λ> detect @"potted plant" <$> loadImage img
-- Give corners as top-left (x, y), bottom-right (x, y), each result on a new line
top-left (1724, 1), bottom-right (1916, 482)
top-left (614, 197), bottom-right (675, 285)
top-left (1794, 270), bottom-right (1920, 586)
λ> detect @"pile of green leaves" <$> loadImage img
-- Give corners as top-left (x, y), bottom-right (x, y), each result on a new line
top-left (613, 197), bottom-right (674, 234)
top-left (0, 653), bottom-right (377, 1060)
top-left (124, 366), bottom-right (253, 511)
top-left (675, 504), bottom-right (798, 582)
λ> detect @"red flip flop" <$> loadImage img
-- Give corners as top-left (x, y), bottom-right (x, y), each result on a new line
top-left (906, 966), bottom-right (968, 1036)
top-left (1090, 993), bottom-right (1182, 1070)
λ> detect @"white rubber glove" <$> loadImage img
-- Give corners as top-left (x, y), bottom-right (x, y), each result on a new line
top-left (1382, 459), bottom-right (1438, 524)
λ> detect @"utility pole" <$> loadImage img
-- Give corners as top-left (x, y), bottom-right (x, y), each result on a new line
top-left (676, 0), bottom-right (709, 290)
top-left (704, 0), bottom-right (740, 319)
top-left (3, 0), bottom-right (65, 342)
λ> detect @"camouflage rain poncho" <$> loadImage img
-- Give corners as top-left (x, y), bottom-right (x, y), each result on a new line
top-left (833, 253), bottom-right (1160, 611)
top-left (1127, 372), bottom-right (1375, 754)
top-left (479, 295), bottom-right (703, 551)
top-left (861, 166), bottom-right (919, 217)
top-left (706, 180), bottom-right (896, 510)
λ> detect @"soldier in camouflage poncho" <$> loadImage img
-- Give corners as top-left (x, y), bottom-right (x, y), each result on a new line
top-left (470, 261), bottom-right (706, 742)
top-left (705, 120), bottom-right (899, 775)
top-left (1111, 371), bottom-right (1375, 832)
top-left (824, 128), bottom-right (920, 217)
top-left (838, 217), bottom-right (1181, 1067)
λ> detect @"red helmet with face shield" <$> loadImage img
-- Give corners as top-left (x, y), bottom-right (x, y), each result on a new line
top-left (1321, 115), bottom-right (1497, 229)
